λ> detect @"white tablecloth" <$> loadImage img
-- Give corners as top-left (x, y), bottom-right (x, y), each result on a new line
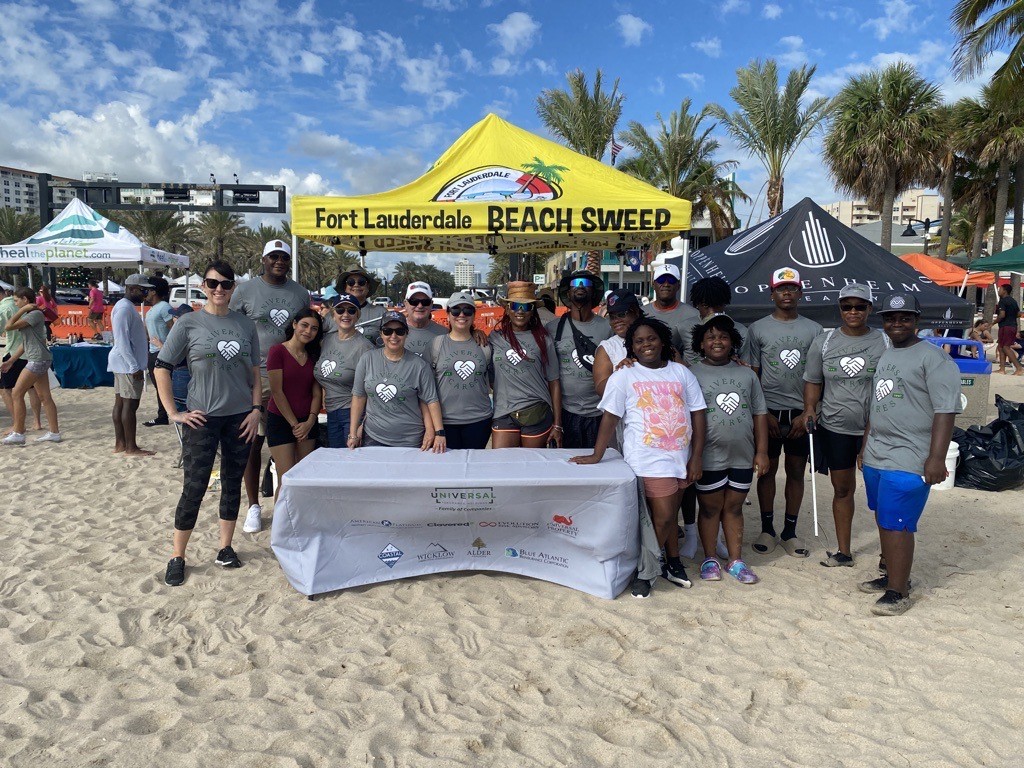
top-left (271, 447), bottom-right (640, 599)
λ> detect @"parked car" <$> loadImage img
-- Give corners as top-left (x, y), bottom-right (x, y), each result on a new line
top-left (372, 297), bottom-right (391, 307)
top-left (170, 286), bottom-right (207, 309)
top-left (55, 289), bottom-right (88, 305)
top-left (103, 291), bottom-right (124, 305)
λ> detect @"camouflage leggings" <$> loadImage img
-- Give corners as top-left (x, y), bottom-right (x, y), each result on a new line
top-left (174, 411), bottom-right (251, 531)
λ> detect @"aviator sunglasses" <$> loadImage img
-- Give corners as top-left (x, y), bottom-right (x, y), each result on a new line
top-left (204, 278), bottom-right (236, 290)
top-left (380, 326), bottom-right (408, 337)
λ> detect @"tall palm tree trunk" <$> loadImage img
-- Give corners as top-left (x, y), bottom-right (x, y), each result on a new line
top-left (993, 158), bottom-right (1011, 255)
top-left (1015, 157), bottom-right (1024, 248)
top-left (880, 175), bottom-right (897, 253)
top-left (938, 169), bottom-right (954, 259)
top-left (975, 200), bottom-right (999, 321)
top-left (767, 175), bottom-right (784, 218)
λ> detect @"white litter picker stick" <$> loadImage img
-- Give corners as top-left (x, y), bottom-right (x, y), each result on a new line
top-left (807, 415), bottom-right (819, 537)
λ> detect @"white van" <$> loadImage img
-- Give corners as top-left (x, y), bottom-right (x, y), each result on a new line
top-left (170, 286), bottom-right (207, 309)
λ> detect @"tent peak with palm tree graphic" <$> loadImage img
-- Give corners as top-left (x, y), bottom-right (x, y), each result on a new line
top-left (432, 158), bottom-right (569, 203)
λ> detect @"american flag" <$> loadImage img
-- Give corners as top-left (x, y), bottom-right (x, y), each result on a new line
top-left (610, 134), bottom-right (623, 165)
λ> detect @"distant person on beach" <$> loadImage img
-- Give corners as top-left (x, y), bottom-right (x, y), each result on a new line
top-left (402, 281), bottom-right (447, 359)
top-left (2, 288), bottom-right (60, 445)
top-left (155, 260), bottom-right (261, 587)
top-left (968, 319), bottom-right (994, 359)
top-left (230, 240), bottom-right (311, 534)
top-left (994, 283), bottom-right (1022, 375)
top-left (801, 284), bottom-right (890, 568)
top-left (315, 294), bottom-right (373, 449)
top-left (107, 274), bottom-right (156, 457)
top-left (0, 285), bottom-right (42, 435)
top-left (143, 277), bottom-right (173, 428)
top-left (87, 280), bottom-right (105, 339)
top-left (35, 284), bottom-right (58, 342)
top-left (744, 268), bottom-right (823, 559)
top-left (859, 293), bottom-right (960, 616)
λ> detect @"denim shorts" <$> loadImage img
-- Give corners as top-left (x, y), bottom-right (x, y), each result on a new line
top-left (862, 465), bottom-right (931, 532)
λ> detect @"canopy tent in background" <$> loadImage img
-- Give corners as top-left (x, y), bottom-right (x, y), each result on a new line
top-left (970, 242), bottom-right (1024, 273)
top-left (292, 113), bottom-right (691, 254)
top-left (677, 197), bottom-right (973, 329)
top-left (0, 199), bottom-right (189, 270)
top-left (900, 253), bottom-right (995, 288)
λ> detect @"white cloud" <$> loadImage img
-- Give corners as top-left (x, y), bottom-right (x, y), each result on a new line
top-left (333, 24), bottom-right (363, 52)
top-left (720, 0), bottom-right (750, 13)
top-left (71, 0), bottom-right (117, 17)
top-left (296, 0), bottom-right (316, 24)
top-left (650, 76), bottom-right (665, 95)
top-left (488, 12), bottom-right (540, 56)
top-left (763, 3), bottom-right (783, 19)
top-left (490, 56), bottom-right (512, 76)
top-left (458, 48), bottom-right (479, 71)
top-left (778, 35), bottom-right (807, 67)
top-left (615, 14), bottom-right (652, 46)
top-left (133, 66), bottom-right (190, 102)
top-left (421, 0), bottom-right (465, 8)
top-left (691, 37), bottom-right (722, 58)
top-left (678, 72), bottom-right (705, 90)
top-left (862, 0), bottom-right (915, 41)
top-left (297, 51), bottom-right (327, 75)
top-left (938, 51), bottom-right (1009, 102)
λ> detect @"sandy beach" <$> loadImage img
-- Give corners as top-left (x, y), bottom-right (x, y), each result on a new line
top-left (1, 376), bottom-right (1023, 767)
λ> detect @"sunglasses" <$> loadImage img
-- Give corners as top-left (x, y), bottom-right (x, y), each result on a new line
top-left (346, 277), bottom-right (368, 287)
top-left (381, 326), bottom-right (408, 337)
top-left (449, 307), bottom-right (475, 317)
top-left (204, 278), bottom-right (236, 290)
top-left (840, 303), bottom-right (870, 312)
top-left (569, 277), bottom-right (593, 288)
top-left (266, 253), bottom-right (290, 262)
top-left (654, 276), bottom-right (678, 285)
top-left (407, 298), bottom-right (432, 308)
top-left (334, 305), bottom-right (359, 316)
top-left (509, 302), bottom-right (534, 313)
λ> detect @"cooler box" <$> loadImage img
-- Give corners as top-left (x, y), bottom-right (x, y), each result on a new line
top-left (926, 338), bottom-right (990, 429)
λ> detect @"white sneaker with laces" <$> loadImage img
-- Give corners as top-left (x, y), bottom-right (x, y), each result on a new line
top-left (36, 431), bottom-right (62, 443)
top-left (242, 504), bottom-right (263, 533)
top-left (2, 432), bottom-right (26, 446)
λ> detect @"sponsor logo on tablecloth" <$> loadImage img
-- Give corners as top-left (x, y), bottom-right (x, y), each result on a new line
top-left (417, 543), bottom-right (455, 562)
top-left (504, 547), bottom-right (569, 568)
top-left (431, 486), bottom-right (495, 513)
top-left (479, 520), bottom-right (539, 529)
top-left (378, 543), bottom-right (404, 568)
top-left (546, 513), bottom-right (578, 539)
top-left (468, 538), bottom-right (492, 557)
top-left (351, 519), bottom-right (422, 529)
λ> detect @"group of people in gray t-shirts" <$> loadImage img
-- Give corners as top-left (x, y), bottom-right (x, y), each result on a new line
top-left (154, 246), bottom-right (960, 616)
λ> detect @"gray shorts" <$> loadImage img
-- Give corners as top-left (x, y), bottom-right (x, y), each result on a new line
top-left (114, 373), bottom-right (144, 399)
top-left (25, 360), bottom-right (49, 377)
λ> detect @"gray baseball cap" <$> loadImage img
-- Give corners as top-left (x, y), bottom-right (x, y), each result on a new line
top-left (124, 274), bottom-right (154, 288)
top-left (448, 291), bottom-right (476, 309)
top-left (838, 284), bottom-right (873, 303)
top-left (877, 293), bottom-right (921, 315)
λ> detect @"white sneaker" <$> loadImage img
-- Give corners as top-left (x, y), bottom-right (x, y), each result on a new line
top-left (36, 431), bottom-right (62, 443)
top-left (2, 432), bottom-right (26, 446)
top-left (680, 523), bottom-right (699, 560)
top-left (242, 504), bottom-right (262, 533)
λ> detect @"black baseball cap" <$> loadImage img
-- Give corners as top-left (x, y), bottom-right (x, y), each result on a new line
top-left (605, 289), bottom-right (640, 314)
top-left (877, 293), bottom-right (921, 315)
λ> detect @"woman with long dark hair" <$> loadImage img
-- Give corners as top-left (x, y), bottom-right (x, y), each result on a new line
top-left (266, 307), bottom-right (324, 499)
top-left (488, 281), bottom-right (562, 449)
top-left (2, 287), bottom-right (61, 445)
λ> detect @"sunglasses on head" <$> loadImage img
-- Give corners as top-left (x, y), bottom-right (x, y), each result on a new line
top-left (509, 302), bottom-right (534, 313)
top-left (569, 277), bottom-right (593, 289)
top-left (407, 298), bottom-right (432, 308)
top-left (204, 278), bottom-right (235, 290)
top-left (381, 326), bottom-right (408, 337)
top-left (266, 253), bottom-right (290, 262)
top-left (346, 277), bottom-right (368, 287)
top-left (449, 306), bottom-right (475, 317)
top-left (840, 303), bottom-right (870, 312)
top-left (654, 275), bottom-right (678, 285)
top-left (334, 305), bottom-right (359, 316)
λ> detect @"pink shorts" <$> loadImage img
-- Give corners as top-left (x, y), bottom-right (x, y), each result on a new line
top-left (641, 477), bottom-right (687, 498)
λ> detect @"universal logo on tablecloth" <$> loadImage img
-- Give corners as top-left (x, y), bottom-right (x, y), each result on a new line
top-left (431, 486), bottom-right (496, 513)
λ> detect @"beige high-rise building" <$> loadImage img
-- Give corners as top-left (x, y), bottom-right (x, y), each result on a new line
top-left (1, 166), bottom-right (77, 217)
top-left (823, 189), bottom-right (943, 228)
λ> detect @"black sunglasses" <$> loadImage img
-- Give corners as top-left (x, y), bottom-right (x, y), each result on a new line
top-left (381, 326), bottom-right (408, 337)
top-left (266, 253), bottom-right (290, 262)
top-left (407, 298), bottom-right (432, 308)
top-left (840, 303), bottom-right (870, 312)
top-left (449, 307), bottom-right (475, 317)
top-left (346, 277), bottom-right (368, 287)
top-left (204, 278), bottom-right (235, 290)
top-left (654, 276), bottom-right (679, 285)
top-left (334, 305), bottom-right (358, 315)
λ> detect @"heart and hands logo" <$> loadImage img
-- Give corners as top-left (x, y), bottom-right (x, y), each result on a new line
top-left (715, 392), bottom-right (741, 415)
top-left (780, 349), bottom-right (801, 369)
top-left (320, 359), bottom-right (337, 377)
top-left (505, 348), bottom-right (523, 365)
top-left (454, 360), bottom-right (476, 380)
top-left (217, 340), bottom-right (240, 361)
top-left (270, 309), bottom-right (290, 327)
top-left (376, 383), bottom-right (398, 402)
top-left (874, 378), bottom-right (894, 401)
top-left (840, 356), bottom-right (865, 377)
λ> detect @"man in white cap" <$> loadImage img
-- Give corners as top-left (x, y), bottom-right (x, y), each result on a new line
top-left (108, 273), bottom-right (156, 456)
top-left (230, 239), bottom-right (311, 533)
top-left (744, 267), bottom-right (822, 558)
top-left (649, 263), bottom-right (701, 358)
top-left (402, 281), bottom-right (447, 359)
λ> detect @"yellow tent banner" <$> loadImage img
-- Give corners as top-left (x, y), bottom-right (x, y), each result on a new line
top-left (292, 113), bottom-right (692, 254)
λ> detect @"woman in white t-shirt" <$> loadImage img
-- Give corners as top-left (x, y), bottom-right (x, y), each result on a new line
top-left (572, 316), bottom-right (707, 594)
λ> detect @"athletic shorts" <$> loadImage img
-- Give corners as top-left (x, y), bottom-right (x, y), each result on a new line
top-left (492, 404), bottom-right (554, 438)
top-left (88, 311), bottom-right (103, 320)
top-left (862, 465), bottom-right (931, 532)
top-left (998, 325), bottom-right (1017, 346)
top-left (641, 476), bottom-right (688, 498)
top-left (817, 426), bottom-right (863, 471)
top-left (265, 411), bottom-right (320, 448)
top-left (114, 373), bottom-right (143, 399)
top-left (767, 408), bottom-right (810, 459)
top-left (696, 467), bottom-right (755, 494)
top-left (0, 355), bottom-right (27, 389)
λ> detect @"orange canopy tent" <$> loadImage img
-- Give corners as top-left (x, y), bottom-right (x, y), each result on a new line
top-left (899, 253), bottom-right (995, 287)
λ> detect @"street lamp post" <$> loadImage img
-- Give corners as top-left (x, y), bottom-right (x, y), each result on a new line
top-left (901, 218), bottom-right (933, 256)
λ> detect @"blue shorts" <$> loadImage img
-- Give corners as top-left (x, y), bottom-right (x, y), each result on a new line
top-left (862, 465), bottom-right (931, 532)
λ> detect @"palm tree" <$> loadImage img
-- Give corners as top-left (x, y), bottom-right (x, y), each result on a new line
top-left (684, 162), bottom-right (750, 242)
top-left (193, 211), bottom-right (249, 266)
top-left (823, 62), bottom-right (943, 252)
top-left (931, 105), bottom-right (961, 259)
top-left (103, 210), bottom-right (198, 256)
top-left (392, 260), bottom-right (421, 293)
top-left (536, 69), bottom-right (624, 161)
top-left (516, 157), bottom-right (570, 195)
top-left (710, 60), bottom-right (831, 218)
top-left (952, 0), bottom-right (1024, 97)
top-left (0, 208), bottom-right (39, 244)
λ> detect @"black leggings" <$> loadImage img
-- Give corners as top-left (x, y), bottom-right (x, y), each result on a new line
top-left (443, 417), bottom-right (492, 449)
top-left (174, 411), bottom-right (251, 531)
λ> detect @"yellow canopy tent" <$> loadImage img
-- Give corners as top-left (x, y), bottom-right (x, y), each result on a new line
top-left (292, 113), bottom-right (691, 254)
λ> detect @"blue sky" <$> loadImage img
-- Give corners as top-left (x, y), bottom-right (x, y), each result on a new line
top-left (0, 0), bottom-right (1007, 277)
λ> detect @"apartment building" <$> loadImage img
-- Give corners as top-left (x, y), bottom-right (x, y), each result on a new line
top-left (1, 166), bottom-right (77, 217)
top-left (823, 189), bottom-right (943, 228)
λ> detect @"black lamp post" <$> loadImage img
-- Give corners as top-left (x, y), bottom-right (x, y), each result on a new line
top-left (901, 217), bottom-right (932, 255)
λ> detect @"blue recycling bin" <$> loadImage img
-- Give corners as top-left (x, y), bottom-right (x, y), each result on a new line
top-left (926, 337), bottom-right (990, 428)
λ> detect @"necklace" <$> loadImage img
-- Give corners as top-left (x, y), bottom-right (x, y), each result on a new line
top-left (382, 350), bottom-right (403, 382)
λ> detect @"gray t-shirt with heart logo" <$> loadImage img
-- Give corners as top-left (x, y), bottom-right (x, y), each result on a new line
top-left (804, 328), bottom-right (890, 435)
top-left (229, 276), bottom-right (310, 370)
top-left (157, 309), bottom-right (259, 416)
top-left (315, 332), bottom-right (374, 412)
top-left (545, 315), bottom-right (612, 417)
top-left (429, 335), bottom-right (494, 425)
top-left (691, 360), bottom-right (767, 470)
top-left (352, 348), bottom-right (439, 447)
top-left (488, 328), bottom-right (559, 420)
top-left (743, 314), bottom-right (823, 410)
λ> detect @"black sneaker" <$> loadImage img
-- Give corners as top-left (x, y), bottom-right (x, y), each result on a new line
top-left (165, 557), bottom-right (185, 586)
top-left (858, 575), bottom-right (912, 594)
top-left (871, 589), bottom-right (912, 616)
top-left (662, 561), bottom-right (692, 589)
top-left (143, 417), bottom-right (169, 427)
top-left (215, 546), bottom-right (243, 568)
top-left (630, 578), bottom-right (652, 599)
top-left (820, 551), bottom-right (855, 568)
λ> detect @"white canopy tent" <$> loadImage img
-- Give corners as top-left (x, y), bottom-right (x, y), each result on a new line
top-left (0, 198), bottom-right (189, 270)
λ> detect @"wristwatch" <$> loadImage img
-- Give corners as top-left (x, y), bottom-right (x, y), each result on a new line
top-left (435, 429), bottom-right (446, 437)
top-left (251, 404), bottom-right (265, 413)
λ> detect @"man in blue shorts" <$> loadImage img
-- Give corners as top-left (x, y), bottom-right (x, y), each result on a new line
top-left (859, 293), bottom-right (961, 616)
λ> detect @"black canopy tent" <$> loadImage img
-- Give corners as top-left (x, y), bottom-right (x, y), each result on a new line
top-left (671, 198), bottom-right (973, 329)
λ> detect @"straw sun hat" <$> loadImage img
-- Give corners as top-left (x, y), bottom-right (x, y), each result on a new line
top-left (497, 281), bottom-right (542, 307)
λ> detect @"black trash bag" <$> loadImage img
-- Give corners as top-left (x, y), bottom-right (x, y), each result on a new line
top-left (955, 417), bottom-right (1024, 491)
top-left (996, 394), bottom-right (1024, 423)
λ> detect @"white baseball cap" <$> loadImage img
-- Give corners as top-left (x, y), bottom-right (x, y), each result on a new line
top-left (405, 281), bottom-right (433, 300)
top-left (262, 240), bottom-right (292, 258)
top-left (653, 263), bottom-right (681, 281)
top-left (770, 267), bottom-right (801, 288)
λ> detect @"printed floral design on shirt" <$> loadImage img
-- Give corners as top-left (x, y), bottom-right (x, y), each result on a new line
top-left (633, 381), bottom-right (690, 450)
